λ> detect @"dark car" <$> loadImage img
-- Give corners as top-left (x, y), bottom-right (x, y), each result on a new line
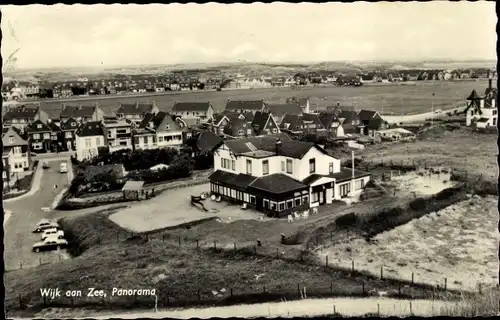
top-left (32, 238), bottom-right (68, 253)
top-left (42, 161), bottom-right (50, 169)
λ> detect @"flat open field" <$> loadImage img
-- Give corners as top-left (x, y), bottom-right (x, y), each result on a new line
top-left (317, 195), bottom-right (498, 292)
top-left (34, 80), bottom-right (490, 118)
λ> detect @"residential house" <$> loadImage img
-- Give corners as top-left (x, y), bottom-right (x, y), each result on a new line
top-left (366, 118), bottom-right (390, 137)
top-left (3, 105), bottom-right (50, 131)
top-left (209, 135), bottom-right (371, 217)
top-left (18, 82), bottom-right (40, 99)
top-left (60, 117), bottom-right (79, 151)
top-left (465, 79), bottom-right (497, 128)
top-left (135, 112), bottom-right (184, 150)
top-left (251, 111), bottom-right (281, 136)
top-left (52, 83), bottom-right (73, 98)
top-left (59, 104), bottom-right (104, 124)
top-left (285, 97), bottom-right (311, 114)
top-left (357, 109), bottom-right (383, 135)
top-left (225, 99), bottom-right (267, 114)
top-left (338, 110), bottom-right (363, 135)
top-left (171, 101), bottom-right (215, 124)
top-left (3, 151), bottom-right (10, 189)
top-left (132, 83), bottom-right (147, 93)
top-left (376, 128), bottom-right (416, 141)
top-left (266, 103), bottom-right (303, 124)
top-left (211, 110), bottom-right (249, 136)
top-left (2, 126), bottom-right (31, 173)
top-left (75, 121), bottom-right (107, 161)
top-left (25, 120), bottom-right (55, 153)
top-left (115, 102), bottom-right (159, 125)
top-left (318, 111), bottom-right (345, 138)
top-left (279, 113), bottom-right (328, 136)
top-left (154, 83), bottom-right (165, 92)
top-left (103, 119), bottom-right (134, 153)
top-left (186, 130), bottom-right (224, 155)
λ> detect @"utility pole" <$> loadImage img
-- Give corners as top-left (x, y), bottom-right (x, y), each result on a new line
top-left (431, 93), bottom-right (435, 125)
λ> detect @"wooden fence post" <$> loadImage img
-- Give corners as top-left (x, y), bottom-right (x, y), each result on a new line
top-left (254, 246), bottom-right (257, 255)
top-left (380, 266), bottom-right (383, 279)
top-left (377, 303), bottom-right (380, 316)
top-left (362, 282), bottom-right (365, 294)
top-left (411, 272), bottom-right (414, 285)
top-left (213, 241), bottom-right (217, 250)
top-left (178, 236), bottom-right (181, 247)
top-left (230, 288), bottom-right (233, 297)
top-left (330, 231), bottom-right (333, 243)
top-left (325, 255), bottom-right (328, 267)
top-left (444, 278), bottom-right (447, 291)
top-left (39, 257), bottom-right (42, 266)
top-left (263, 284), bottom-right (266, 294)
top-left (330, 281), bottom-right (333, 293)
top-left (410, 301), bottom-right (413, 315)
top-left (351, 260), bottom-right (354, 273)
top-left (297, 283), bottom-right (300, 295)
top-left (234, 243), bottom-right (237, 252)
top-left (276, 248), bottom-right (279, 258)
top-left (196, 239), bottom-right (199, 249)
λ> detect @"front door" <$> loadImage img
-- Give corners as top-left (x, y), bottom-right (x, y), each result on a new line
top-left (319, 190), bottom-right (326, 205)
top-left (67, 141), bottom-right (72, 151)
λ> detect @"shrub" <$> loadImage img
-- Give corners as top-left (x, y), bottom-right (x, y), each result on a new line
top-left (335, 212), bottom-right (358, 228)
top-left (409, 197), bottom-right (428, 211)
top-left (86, 148), bottom-right (180, 171)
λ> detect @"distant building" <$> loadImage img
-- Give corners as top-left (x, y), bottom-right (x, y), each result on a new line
top-left (75, 121), bottom-right (107, 161)
top-left (2, 126), bottom-right (31, 173)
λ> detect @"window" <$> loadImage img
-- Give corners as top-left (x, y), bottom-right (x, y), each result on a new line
top-left (238, 130), bottom-right (244, 135)
top-left (65, 131), bottom-right (72, 138)
top-left (85, 139), bottom-right (91, 148)
top-left (158, 136), bottom-right (164, 142)
top-left (8, 136), bottom-right (14, 143)
top-left (42, 133), bottom-right (50, 140)
top-left (340, 183), bottom-right (351, 197)
top-left (37, 124), bottom-right (42, 129)
top-left (272, 128), bottom-right (277, 133)
top-left (494, 118), bottom-right (497, 126)
top-left (96, 138), bottom-right (101, 146)
top-left (302, 195), bottom-right (309, 204)
top-left (279, 202), bottom-right (285, 211)
top-left (246, 159), bottom-right (252, 174)
top-left (264, 199), bottom-right (270, 209)
top-left (309, 158), bottom-right (316, 173)
top-left (294, 197), bottom-right (301, 207)
top-left (262, 160), bottom-right (269, 175)
top-left (270, 201), bottom-right (277, 211)
top-left (13, 146), bottom-right (21, 154)
top-left (286, 159), bottom-right (293, 174)
top-left (494, 110), bottom-right (498, 116)
top-left (231, 160), bottom-right (235, 170)
top-left (329, 162), bottom-right (334, 173)
top-left (286, 199), bottom-right (293, 209)
top-left (311, 193), bottom-right (319, 203)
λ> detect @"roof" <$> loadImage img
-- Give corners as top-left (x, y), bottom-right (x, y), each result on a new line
top-left (477, 117), bottom-right (490, 123)
top-left (103, 119), bottom-right (132, 128)
top-left (172, 102), bottom-right (212, 112)
top-left (267, 103), bottom-right (302, 117)
top-left (60, 105), bottom-right (96, 118)
top-left (116, 103), bottom-right (155, 115)
top-left (367, 117), bottom-right (388, 130)
top-left (3, 105), bottom-right (39, 121)
top-left (328, 167), bottom-right (371, 183)
top-left (47, 121), bottom-right (62, 132)
top-left (301, 174), bottom-right (326, 185)
top-left (466, 90), bottom-right (481, 100)
top-left (195, 131), bottom-right (223, 152)
top-left (209, 170), bottom-right (256, 190)
top-left (248, 174), bottom-right (308, 194)
top-left (26, 119), bottom-right (52, 133)
top-left (339, 110), bottom-right (359, 121)
top-left (60, 117), bottom-right (79, 131)
top-left (75, 121), bottom-right (105, 137)
top-left (251, 111), bottom-right (272, 135)
top-left (122, 180), bottom-right (144, 191)
top-left (225, 100), bottom-right (265, 111)
top-left (224, 135), bottom-right (324, 159)
top-left (2, 126), bottom-right (28, 147)
top-left (318, 112), bottom-right (341, 128)
top-left (139, 112), bottom-right (182, 132)
top-left (357, 110), bottom-right (379, 122)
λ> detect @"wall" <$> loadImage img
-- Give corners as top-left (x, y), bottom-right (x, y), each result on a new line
top-left (76, 135), bottom-right (105, 161)
top-left (157, 131), bottom-right (183, 148)
top-left (333, 176), bottom-right (371, 200)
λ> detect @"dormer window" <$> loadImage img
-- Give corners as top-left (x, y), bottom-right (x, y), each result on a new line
top-left (37, 124), bottom-right (42, 129)
top-left (8, 136), bottom-right (14, 143)
top-left (71, 122), bottom-right (76, 127)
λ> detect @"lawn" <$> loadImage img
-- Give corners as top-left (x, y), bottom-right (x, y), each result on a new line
top-left (36, 80), bottom-right (490, 118)
top-left (317, 195), bottom-right (498, 292)
top-left (5, 207), bottom-right (456, 318)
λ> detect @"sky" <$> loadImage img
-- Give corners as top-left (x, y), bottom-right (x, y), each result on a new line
top-left (1, 2), bottom-right (497, 70)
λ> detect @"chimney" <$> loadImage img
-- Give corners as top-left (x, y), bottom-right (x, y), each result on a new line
top-left (275, 138), bottom-right (282, 155)
top-left (489, 79), bottom-right (492, 89)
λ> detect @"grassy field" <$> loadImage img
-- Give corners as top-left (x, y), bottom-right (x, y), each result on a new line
top-left (6, 208), bottom-right (454, 318)
top-left (34, 80), bottom-right (490, 118)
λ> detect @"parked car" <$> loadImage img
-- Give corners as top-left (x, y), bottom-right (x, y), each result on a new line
top-left (42, 161), bottom-right (50, 169)
top-left (32, 238), bottom-right (68, 253)
top-left (41, 228), bottom-right (65, 240)
top-left (33, 219), bottom-right (60, 233)
top-left (434, 109), bottom-right (442, 114)
top-left (60, 162), bottom-right (68, 173)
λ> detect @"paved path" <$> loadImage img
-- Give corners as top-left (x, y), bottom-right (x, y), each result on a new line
top-left (384, 106), bottom-right (464, 124)
top-left (4, 157), bottom-right (72, 271)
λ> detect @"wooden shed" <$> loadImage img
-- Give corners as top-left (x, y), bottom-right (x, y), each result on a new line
top-left (122, 181), bottom-right (145, 201)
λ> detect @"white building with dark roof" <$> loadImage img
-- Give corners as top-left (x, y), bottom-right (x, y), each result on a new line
top-left (465, 79), bottom-right (498, 128)
top-left (75, 121), bottom-right (107, 161)
top-left (2, 126), bottom-right (31, 173)
top-left (171, 101), bottom-right (214, 124)
top-left (59, 104), bottom-right (104, 124)
top-left (115, 102), bottom-right (159, 125)
top-left (209, 134), bottom-right (371, 217)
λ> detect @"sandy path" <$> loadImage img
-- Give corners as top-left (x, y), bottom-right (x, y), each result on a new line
top-left (30, 297), bottom-right (458, 319)
top-left (318, 196), bottom-right (498, 292)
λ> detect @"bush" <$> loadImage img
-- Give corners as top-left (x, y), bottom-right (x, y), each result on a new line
top-left (127, 158), bottom-right (192, 184)
top-left (85, 148), bottom-right (180, 171)
top-left (335, 212), bottom-right (358, 228)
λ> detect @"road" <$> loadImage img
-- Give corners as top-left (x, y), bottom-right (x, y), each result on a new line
top-left (4, 158), bottom-right (72, 271)
top-left (384, 105), bottom-right (464, 124)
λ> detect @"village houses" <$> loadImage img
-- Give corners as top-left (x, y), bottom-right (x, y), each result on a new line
top-left (25, 119), bottom-right (62, 153)
top-left (59, 104), bottom-right (105, 124)
top-left (3, 105), bottom-right (50, 131)
top-left (465, 79), bottom-right (498, 128)
top-left (59, 117), bottom-right (80, 151)
top-left (208, 134), bottom-right (371, 217)
top-left (134, 112), bottom-right (184, 150)
top-left (115, 102), bottom-right (159, 125)
top-left (171, 101), bottom-right (215, 125)
top-left (2, 126), bottom-right (31, 174)
top-left (74, 121), bottom-right (107, 161)
top-left (225, 99), bottom-right (267, 114)
top-left (103, 119), bottom-right (134, 152)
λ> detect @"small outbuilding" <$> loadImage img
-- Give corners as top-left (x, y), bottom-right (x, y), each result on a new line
top-left (122, 180), bottom-right (145, 201)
